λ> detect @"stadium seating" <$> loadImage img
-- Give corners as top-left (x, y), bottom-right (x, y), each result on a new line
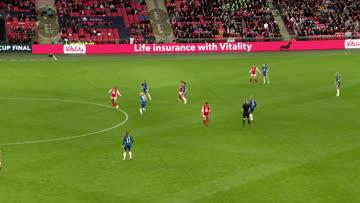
top-left (1, 0), bottom-right (359, 44)
top-left (1, 0), bottom-right (36, 13)
top-left (165, 0), bottom-right (282, 42)
top-left (274, 0), bottom-right (360, 40)
top-left (6, 14), bottom-right (37, 44)
top-left (56, 0), bottom-right (155, 44)
top-left (3, 0), bottom-right (38, 44)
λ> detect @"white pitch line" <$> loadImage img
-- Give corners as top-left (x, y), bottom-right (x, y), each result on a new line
top-left (0, 98), bottom-right (128, 146)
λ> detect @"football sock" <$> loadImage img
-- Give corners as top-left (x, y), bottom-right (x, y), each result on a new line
top-left (129, 152), bottom-right (132, 159)
top-left (183, 97), bottom-right (187, 104)
top-left (148, 94), bottom-right (152, 100)
top-left (140, 108), bottom-right (143, 115)
top-left (123, 152), bottom-right (126, 160)
top-left (243, 120), bottom-right (245, 126)
top-left (263, 78), bottom-right (266, 84)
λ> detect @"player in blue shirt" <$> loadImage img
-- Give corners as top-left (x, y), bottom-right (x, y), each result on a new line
top-left (336, 72), bottom-right (341, 97)
top-left (179, 81), bottom-right (187, 104)
top-left (249, 95), bottom-right (257, 122)
top-left (141, 80), bottom-right (152, 100)
top-left (122, 132), bottom-right (134, 160)
top-left (262, 64), bottom-right (270, 84)
top-left (139, 92), bottom-right (147, 115)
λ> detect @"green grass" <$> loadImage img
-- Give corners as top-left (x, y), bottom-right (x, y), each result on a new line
top-left (0, 51), bottom-right (359, 203)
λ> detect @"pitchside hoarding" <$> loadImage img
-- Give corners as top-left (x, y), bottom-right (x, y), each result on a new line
top-left (32, 40), bottom-right (346, 55)
top-left (0, 44), bottom-right (32, 52)
top-left (345, 39), bottom-right (360, 49)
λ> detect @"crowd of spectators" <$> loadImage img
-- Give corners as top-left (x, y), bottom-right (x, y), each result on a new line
top-left (165, 0), bottom-right (281, 42)
top-left (2, 0), bottom-right (38, 44)
top-left (6, 14), bottom-right (38, 43)
top-left (0, 0), bottom-right (36, 12)
top-left (274, 0), bottom-right (360, 39)
top-left (55, 0), bottom-right (155, 43)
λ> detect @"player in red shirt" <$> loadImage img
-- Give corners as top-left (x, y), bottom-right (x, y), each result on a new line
top-left (249, 65), bottom-right (261, 83)
top-left (201, 102), bottom-right (211, 126)
top-left (108, 86), bottom-right (121, 108)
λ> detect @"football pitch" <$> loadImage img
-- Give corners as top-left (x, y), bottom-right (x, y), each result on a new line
top-left (0, 51), bottom-right (359, 202)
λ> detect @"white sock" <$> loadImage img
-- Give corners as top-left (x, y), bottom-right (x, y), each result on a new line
top-left (249, 114), bottom-right (253, 121)
top-left (337, 89), bottom-right (340, 96)
top-left (183, 97), bottom-right (187, 104)
top-left (147, 94), bottom-right (152, 100)
top-left (140, 108), bottom-right (143, 115)
top-left (263, 78), bottom-right (266, 84)
top-left (268, 79), bottom-right (270, 84)
top-left (123, 152), bottom-right (126, 160)
top-left (143, 108), bottom-right (146, 112)
top-left (129, 151), bottom-right (132, 159)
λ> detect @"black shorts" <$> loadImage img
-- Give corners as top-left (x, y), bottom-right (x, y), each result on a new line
top-left (243, 113), bottom-right (250, 118)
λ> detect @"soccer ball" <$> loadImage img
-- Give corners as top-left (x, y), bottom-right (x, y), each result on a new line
top-left (116, 106), bottom-right (119, 109)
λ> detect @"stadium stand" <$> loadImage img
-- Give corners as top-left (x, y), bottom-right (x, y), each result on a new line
top-left (274, 0), bottom-right (360, 40)
top-left (0, 0), bottom-right (359, 44)
top-left (1, 0), bottom-right (38, 44)
top-left (165, 0), bottom-right (282, 42)
top-left (55, 0), bottom-right (155, 44)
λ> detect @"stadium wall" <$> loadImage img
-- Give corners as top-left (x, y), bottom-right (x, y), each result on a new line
top-left (32, 40), bottom-right (350, 55)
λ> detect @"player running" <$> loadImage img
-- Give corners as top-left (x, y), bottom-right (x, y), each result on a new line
top-left (201, 102), bottom-right (211, 126)
top-left (109, 86), bottom-right (122, 108)
top-left (122, 132), bottom-right (134, 160)
top-left (141, 80), bottom-right (152, 100)
top-left (139, 92), bottom-right (147, 115)
top-left (249, 95), bottom-right (257, 122)
top-left (249, 65), bottom-right (261, 83)
top-left (242, 99), bottom-right (251, 127)
top-left (178, 81), bottom-right (187, 104)
top-left (336, 72), bottom-right (341, 97)
top-left (262, 64), bottom-right (270, 84)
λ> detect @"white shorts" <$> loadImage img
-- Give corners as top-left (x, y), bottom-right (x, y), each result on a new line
top-left (251, 74), bottom-right (257, 78)
top-left (111, 96), bottom-right (117, 100)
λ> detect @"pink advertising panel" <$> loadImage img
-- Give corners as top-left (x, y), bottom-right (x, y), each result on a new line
top-left (32, 40), bottom-right (345, 55)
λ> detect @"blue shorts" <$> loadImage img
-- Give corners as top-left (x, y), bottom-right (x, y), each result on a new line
top-left (124, 145), bottom-right (131, 151)
top-left (143, 89), bottom-right (148, 93)
top-left (141, 102), bottom-right (146, 108)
